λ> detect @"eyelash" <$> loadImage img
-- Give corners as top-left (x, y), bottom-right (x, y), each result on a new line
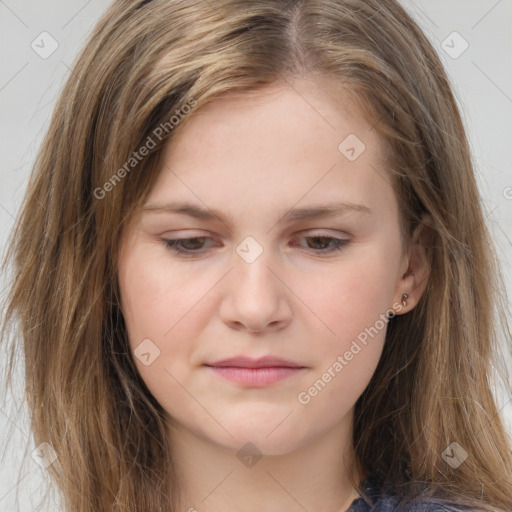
top-left (159, 234), bottom-right (349, 258)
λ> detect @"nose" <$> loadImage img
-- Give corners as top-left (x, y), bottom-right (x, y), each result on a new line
top-left (219, 249), bottom-right (292, 333)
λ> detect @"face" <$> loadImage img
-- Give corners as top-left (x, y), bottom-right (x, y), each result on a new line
top-left (117, 78), bottom-right (410, 456)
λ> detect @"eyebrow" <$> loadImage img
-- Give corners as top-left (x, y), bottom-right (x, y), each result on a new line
top-left (142, 201), bottom-right (373, 225)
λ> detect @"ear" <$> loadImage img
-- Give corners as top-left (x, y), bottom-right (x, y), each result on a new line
top-left (392, 213), bottom-right (434, 315)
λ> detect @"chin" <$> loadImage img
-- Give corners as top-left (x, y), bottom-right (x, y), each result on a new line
top-left (205, 419), bottom-right (311, 458)
top-left (215, 433), bottom-right (302, 458)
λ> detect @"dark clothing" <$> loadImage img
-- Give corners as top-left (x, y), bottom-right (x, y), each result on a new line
top-left (348, 475), bottom-right (476, 511)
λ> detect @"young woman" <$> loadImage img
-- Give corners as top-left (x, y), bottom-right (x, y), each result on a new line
top-left (2, 0), bottom-right (511, 511)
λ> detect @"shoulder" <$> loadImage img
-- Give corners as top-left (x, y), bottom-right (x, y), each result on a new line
top-left (348, 475), bottom-right (476, 512)
top-left (373, 496), bottom-right (471, 511)
top-left (350, 494), bottom-right (469, 512)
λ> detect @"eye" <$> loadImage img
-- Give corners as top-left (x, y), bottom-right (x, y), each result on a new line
top-left (291, 234), bottom-right (350, 254)
top-left (160, 236), bottom-right (213, 257)
top-left (160, 233), bottom-right (350, 258)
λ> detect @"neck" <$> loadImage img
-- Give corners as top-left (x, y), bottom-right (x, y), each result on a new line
top-left (168, 411), bottom-right (364, 512)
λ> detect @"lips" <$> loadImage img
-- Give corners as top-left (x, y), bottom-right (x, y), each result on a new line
top-left (204, 356), bottom-right (307, 387)
top-left (205, 355), bottom-right (305, 369)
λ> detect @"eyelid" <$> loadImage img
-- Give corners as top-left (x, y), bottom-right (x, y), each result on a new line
top-left (159, 229), bottom-right (351, 241)
top-left (160, 227), bottom-right (351, 235)
top-left (159, 230), bottom-right (352, 258)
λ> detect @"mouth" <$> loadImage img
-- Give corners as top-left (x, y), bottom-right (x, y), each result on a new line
top-left (203, 356), bottom-right (307, 387)
top-left (205, 355), bottom-right (305, 368)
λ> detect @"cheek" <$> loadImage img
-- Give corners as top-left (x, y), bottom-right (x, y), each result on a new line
top-left (293, 255), bottom-right (396, 425)
top-left (116, 228), bottom-right (402, 443)
top-left (118, 241), bottom-right (204, 340)
top-left (296, 246), bottom-right (400, 353)
top-left (290, 242), bottom-right (402, 418)
top-left (117, 245), bottom-right (206, 395)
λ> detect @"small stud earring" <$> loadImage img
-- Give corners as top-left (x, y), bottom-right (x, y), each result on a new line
top-left (401, 293), bottom-right (409, 307)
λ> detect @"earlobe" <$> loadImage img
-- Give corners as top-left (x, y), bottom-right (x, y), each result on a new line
top-left (393, 214), bottom-right (434, 314)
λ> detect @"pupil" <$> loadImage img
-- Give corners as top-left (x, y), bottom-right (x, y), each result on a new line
top-left (185, 238), bottom-right (204, 249)
top-left (309, 236), bottom-right (329, 249)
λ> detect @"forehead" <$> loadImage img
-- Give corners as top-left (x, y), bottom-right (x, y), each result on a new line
top-left (146, 78), bottom-right (394, 223)
top-left (168, 77), bottom-right (378, 152)
top-left (166, 75), bottom-right (381, 146)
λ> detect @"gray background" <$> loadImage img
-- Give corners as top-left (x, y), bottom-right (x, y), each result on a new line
top-left (1, 1), bottom-right (511, 510)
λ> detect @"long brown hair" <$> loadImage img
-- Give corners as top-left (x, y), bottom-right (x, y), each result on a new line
top-left (2, 0), bottom-right (511, 511)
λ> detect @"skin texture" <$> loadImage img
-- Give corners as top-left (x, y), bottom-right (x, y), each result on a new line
top-left (117, 78), bottom-right (430, 512)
